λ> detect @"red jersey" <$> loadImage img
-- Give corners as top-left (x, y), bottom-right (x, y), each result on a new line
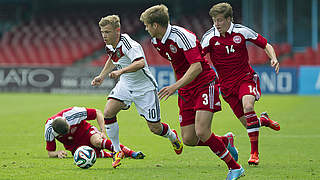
top-left (151, 24), bottom-right (216, 91)
top-left (201, 23), bottom-right (267, 89)
top-left (44, 107), bottom-right (97, 152)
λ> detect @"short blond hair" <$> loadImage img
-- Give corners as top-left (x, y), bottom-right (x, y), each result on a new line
top-left (140, 4), bottom-right (169, 27)
top-left (209, 2), bottom-right (233, 21)
top-left (99, 15), bottom-right (120, 29)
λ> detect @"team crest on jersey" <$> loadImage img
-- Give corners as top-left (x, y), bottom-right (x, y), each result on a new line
top-left (233, 35), bottom-right (242, 44)
top-left (116, 49), bottom-right (121, 58)
top-left (169, 44), bottom-right (177, 53)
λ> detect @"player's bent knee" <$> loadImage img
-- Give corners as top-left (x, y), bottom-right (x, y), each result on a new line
top-left (181, 135), bottom-right (198, 146)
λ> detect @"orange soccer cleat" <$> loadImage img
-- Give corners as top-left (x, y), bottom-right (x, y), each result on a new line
top-left (260, 112), bottom-right (280, 131)
top-left (112, 151), bottom-right (124, 168)
top-left (248, 152), bottom-right (259, 165)
top-left (171, 129), bottom-right (183, 155)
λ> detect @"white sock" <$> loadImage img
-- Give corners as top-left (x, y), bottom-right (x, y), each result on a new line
top-left (105, 122), bottom-right (121, 152)
top-left (161, 124), bottom-right (177, 142)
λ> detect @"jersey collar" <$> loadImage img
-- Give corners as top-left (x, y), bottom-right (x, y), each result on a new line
top-left (213, 22), bottom-right (234, 37)
top-left (105, 34), bottom-right (123, 52)
top-left (161, 24), bottom-right (172, 44)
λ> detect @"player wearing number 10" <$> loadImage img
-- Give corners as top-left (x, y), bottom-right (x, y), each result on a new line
top-left (91, 15), bottom-right (183, 168)
top-left (201, 2), bottom-right (281, 166)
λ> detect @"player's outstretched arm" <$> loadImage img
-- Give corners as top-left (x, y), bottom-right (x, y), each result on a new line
top-left (95, 109), bottom-right (107, 139)
top-left (48, 150), bottom-right (67, 158)
top-left (91, 55), bottom-right (115, 86)
top-left (264, 43), bottom-right (280, 74)
top-left (158, 62), bottom-right (202, 101)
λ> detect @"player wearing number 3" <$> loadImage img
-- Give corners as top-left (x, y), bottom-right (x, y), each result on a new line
top-left (201, 2), bottom-right (281, 166)
top-left (141, 5), bottom-right (244, 179)
top-left (91, 15), bottom-right (183, 168)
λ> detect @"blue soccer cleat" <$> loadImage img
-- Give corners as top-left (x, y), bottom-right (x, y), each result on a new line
top-left (226, 167), bottom-right (245, 180)
top-left (224, 132), bottom-right (239, 161)
top-left (131, 151), bottom-right (145, 159)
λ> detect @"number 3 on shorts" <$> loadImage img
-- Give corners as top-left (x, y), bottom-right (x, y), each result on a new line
top-left (202, 93), bottom-right (208, 105)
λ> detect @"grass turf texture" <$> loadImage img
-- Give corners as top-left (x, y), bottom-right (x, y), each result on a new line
top-left (0, 93), bottom-right (319, 180)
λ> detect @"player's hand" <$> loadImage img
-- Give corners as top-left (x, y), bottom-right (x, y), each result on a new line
top-left (91, 76), bottom-right (104, 86)
top-left (271, 58), bottom-right (280, 74)
top-left (101, 131), bottom-right (107, 139)
top-left (108, 70), bottom-right (122, 79)
top-left (158, 85), bottom-right (177, 101)
top-left (57, 150), bottom-right (67, 159)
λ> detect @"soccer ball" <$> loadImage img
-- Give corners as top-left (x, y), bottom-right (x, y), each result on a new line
top-left (73, 146), bottom-right (96, 169)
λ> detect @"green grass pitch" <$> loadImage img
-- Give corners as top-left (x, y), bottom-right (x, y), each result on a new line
top-left (0, 93), bottom-right (319, 180)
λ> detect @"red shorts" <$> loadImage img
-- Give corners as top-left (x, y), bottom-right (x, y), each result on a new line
top-left (178, 80), bottom-right (221, 127)
top-left (70, 126), bottom-right (101, 155)
top-left (221, 73), bottom-right (261, 118)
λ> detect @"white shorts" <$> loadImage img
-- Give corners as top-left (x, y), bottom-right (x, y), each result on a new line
top-left (108, 84), bottom-right (160, 123)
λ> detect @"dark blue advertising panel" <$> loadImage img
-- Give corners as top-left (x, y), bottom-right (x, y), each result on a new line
top-left (253, 66), bottom-right (297, 94)
top-left (151, 66), bottom-right (298, 94)
top-left (298, 66), bottom-right (320, 95)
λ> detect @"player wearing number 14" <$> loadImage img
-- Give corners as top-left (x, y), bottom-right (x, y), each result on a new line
top-left (201, 2), bottom-right (281, 166)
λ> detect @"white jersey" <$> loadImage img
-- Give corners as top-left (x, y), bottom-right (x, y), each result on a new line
top-left (105, 34), bottom-right (157, 92)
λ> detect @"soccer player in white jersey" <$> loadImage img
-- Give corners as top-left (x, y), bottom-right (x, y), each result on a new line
top-left (44, 107), bottom-right (144, 159)
top-left (91, 15), bottom-right (183, 168)
top-left (201, 2), bottom-right (280, 167)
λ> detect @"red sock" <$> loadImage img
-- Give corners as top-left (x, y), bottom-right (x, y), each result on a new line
top-left (197, 136), bottom-right (227, 146)
top-left (121, 145), bottom-right (134, 157)
top-left (245, 111), bottom-right (260, 154)
top-left (160, 123), bottom-right (169, 136)
top-left (101, 139), bottom-right (113, 151)
top-left (101, 139), bottom-right (133, 156)
top-left (204, 133), bottom-right (240, 169)
top-left (217, 136), bottom-right (228, 146)
top-left (99, 150), bottom-right (113, 158)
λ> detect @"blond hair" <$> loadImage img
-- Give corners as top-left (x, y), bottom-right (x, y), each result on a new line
top-left (209, 2), bottom-right (233, 21)
top-left (140, 4), bottom-right (169, 27)
top-left (99, 15), bottom-right (120, 29)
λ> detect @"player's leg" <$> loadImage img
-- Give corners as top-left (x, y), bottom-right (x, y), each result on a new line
top-left (89, 130), bottom-right (144, 159)
top-left (147, 121), bottom-right (183, 154)
top-left (134, 90), bottom-right (183, 155)
top-left (242, 94), bottom-right (260, 165)
top-left (195, 110), bottom-right (243, 173)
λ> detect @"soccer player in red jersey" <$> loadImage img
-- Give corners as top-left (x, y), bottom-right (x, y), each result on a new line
top-left (201, 2), bottom-right (281, 166)
top-left (44, 107), bottom-right (144, 160)
top-left (140, 4), bottom-right (244, 179)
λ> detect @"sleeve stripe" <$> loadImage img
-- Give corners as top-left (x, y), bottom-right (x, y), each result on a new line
top-left (171, 28), bottom-right (192, 49)
top-left (121, 36), bottom-right (132, 50)
top-left (45, 126), bottom-right (53, 141)
top-left (153, 90), bottom-right (161, 121)
top-left (201, 27), bottom-right (215, 44)
top-left (234, 24), bottom-right (258, 38)
top-left (142, 69), bottom-right (157, 89)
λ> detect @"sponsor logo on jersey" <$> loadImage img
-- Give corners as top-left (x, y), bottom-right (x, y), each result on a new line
top-left (169, 44), bottom-right (177, 53)
top-left (215, 41), bottom-right (220, 46)
top-left (233, 35), bottom-right (242, 44)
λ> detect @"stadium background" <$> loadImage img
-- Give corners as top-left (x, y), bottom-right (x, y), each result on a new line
top-left (0, 0), bottom-right (319, 95)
